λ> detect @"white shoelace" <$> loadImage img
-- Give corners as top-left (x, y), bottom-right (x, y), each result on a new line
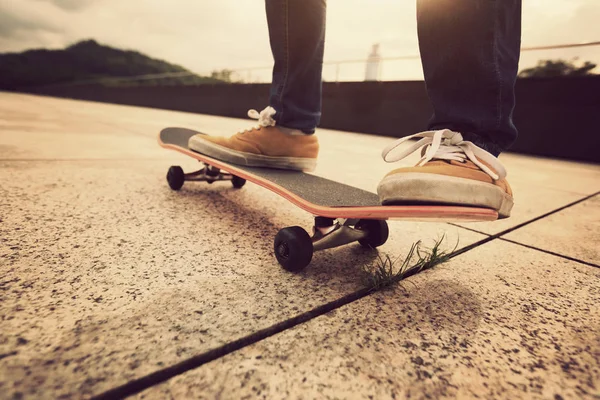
top-left (238, 106), bottom-right (277, 134)
top-left (381, 129), bottom-right (506, 180)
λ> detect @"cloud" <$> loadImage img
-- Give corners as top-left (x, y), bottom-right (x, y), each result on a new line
top-left (0, 2), bottom-right (61, 38)
top-left (34, 0), bottom-right (95, 12)
top-left (0, 1), bottom-right (68, 52)
top-left (0, 10), bottom-right (44, 38)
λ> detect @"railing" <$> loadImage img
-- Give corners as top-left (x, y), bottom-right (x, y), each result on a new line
top-left (231, 40), bottom-right (600, 83)
top-left (41, 41), bottom-right (600, 86)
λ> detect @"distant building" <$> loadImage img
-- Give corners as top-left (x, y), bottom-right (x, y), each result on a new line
top-left (365, 44), bottom-right (381, 81)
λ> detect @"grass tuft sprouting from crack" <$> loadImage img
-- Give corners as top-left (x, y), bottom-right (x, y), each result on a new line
top-left (361, 235), bottom-right (457, 292)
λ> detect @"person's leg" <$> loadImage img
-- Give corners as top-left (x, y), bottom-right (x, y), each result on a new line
top-left (188, 0), bottom-right (325, 171)
top-left (417, 0), bottom-right (522, 156)
top-left (267, 0), bottom-right (326, 134)
top-left (378, 0), bottom-right (521, 217)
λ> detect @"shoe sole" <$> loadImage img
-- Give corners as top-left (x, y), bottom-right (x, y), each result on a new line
top-left (188, 136), bottom-right (317, 172)
top-left (378, 172), bottom-right (514, 218)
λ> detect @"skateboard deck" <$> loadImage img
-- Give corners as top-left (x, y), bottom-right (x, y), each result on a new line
top-left (159, 127), bottom-right (498, 272)
top-left (158, 127), bottom-right (498, 222)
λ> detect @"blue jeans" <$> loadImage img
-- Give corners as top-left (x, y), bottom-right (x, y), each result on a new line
top-left (266, 0), bottom-right (522, 156)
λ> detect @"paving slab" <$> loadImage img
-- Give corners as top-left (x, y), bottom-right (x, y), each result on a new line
top-left (453, 153), bottom-right (600, 236)
top-left (499, 152), bottom-right (600, 196)
top-left (137, 239), bottom-right (600, 400)
top-left (0, 93), bottom-right (209, 160)
top-left (0, 93), bottom-right (487, 398)
top-left (504, 194), bottom-right (600, 265)
top-left (457, 183), bottom-right (589, 235)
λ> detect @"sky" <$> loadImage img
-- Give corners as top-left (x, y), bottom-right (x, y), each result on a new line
top-left (1, 0), bottom-right (599, 81)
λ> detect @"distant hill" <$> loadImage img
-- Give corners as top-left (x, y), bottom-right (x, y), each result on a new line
top-left (0, 40), bottom-right (221, 90)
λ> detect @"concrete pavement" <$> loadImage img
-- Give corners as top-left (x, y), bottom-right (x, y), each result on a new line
top-left (1, 92), bottom-right (599, 399)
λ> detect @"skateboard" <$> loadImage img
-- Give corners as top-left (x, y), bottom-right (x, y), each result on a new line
top-left (159, 127), bottom-right (498, 272)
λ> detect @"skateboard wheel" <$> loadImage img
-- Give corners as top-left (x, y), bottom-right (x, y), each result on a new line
top-left (356, 219), bottom-right (389, 248)
top-left (231, 175), bottom-right (246, 189)
top-left (167, 166), bottom-right (185, 190)
top-left (274, 226), bottom-right (313, 272)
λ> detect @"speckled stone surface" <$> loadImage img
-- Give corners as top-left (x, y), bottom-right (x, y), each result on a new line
top-left (504, 194), bottom-right (600, 265)
top-left (138, 239), bottom-right (600, 400)
top-left (0, 93), bottom-right (488, 398)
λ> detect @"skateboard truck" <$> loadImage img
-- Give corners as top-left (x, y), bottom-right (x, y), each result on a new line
top-left (312, 218), bottom-right (367, 250)
top-left (274, 217), bottom-right (389, 272)
top-left (166, 164), bottom-right (389, 272)
top-left (166, 164), bottom-right (246, 190)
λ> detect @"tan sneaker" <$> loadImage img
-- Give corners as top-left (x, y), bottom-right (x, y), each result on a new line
top-left (188, 107), bottom-right (318, 171)
top-left (378, 129), bottom-right (514, 218)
